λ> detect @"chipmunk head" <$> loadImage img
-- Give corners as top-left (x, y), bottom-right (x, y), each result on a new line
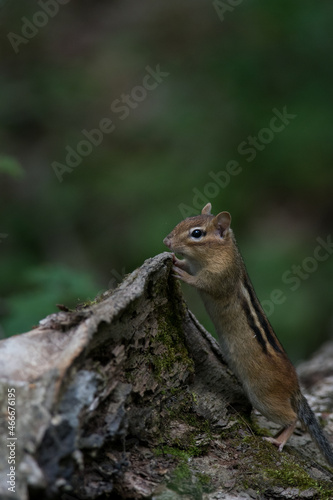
top-left (163, 203), bottom-right (234, 273)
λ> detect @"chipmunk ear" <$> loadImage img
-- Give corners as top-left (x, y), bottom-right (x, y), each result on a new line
top-left (214, 211), bottom-right (231, 236)
top-left (201, 203), bottom-right (212, 215)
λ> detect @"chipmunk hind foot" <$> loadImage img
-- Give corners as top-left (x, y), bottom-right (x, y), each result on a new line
top-left (263, 421), bottom-right (297, 452)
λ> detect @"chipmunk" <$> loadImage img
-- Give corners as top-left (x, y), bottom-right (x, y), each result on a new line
top-left (163, 203), bottom-right (333, 466)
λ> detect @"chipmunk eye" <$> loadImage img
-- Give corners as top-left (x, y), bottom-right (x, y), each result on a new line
top-left (190, 229), bottom-right (205, 239)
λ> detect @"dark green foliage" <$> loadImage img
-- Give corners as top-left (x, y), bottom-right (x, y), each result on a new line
top-left (0, 1), bottom-right (333, 359)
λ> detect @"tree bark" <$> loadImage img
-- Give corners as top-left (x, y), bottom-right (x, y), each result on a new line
top-left (0, 253), bottom-right (332, 500)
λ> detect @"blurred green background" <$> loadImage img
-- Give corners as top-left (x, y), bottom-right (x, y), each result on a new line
top-left (0, 0), bottom-right (333, 363)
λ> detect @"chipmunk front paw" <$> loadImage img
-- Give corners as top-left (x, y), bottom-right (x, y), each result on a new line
top-left (172, 254), bottom-right (188, 270)
top-left (172, 265), bottom-right (194, 285)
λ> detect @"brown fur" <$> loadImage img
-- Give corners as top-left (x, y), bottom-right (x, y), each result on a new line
top-left (163, 204), bottom-right (333, 464)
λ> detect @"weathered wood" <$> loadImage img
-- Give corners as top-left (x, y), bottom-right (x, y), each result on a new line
top-left (0, 252), bottom-right (332, 500)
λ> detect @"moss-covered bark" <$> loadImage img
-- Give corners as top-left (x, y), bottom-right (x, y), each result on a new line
top-left (0, 253), bottom-right (332, 500)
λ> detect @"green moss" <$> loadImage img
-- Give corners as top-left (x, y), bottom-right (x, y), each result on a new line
top-left (153, 275), bottom-right (192, 370)
top-left (247, 417), bottom-right (272, 437)
top-left (155, 446), bottom-right (213, 497)
top-left (238, 436), bottom-right (333, 498)
top-left (263, 457), bottom-right (333, 498)
top-left (80, 299), bottom-right (98, 308)
top-left (146, 271), bottom-right (332, 499)
top-left (266, 463), bottom-right (314, 487)
top-left (218, 419), bottom-right (244, 441)
top-left (169, 462), bottom-right (213, 496)
top-left (191, 392), bottom-right (198, 403)
top-left (196, 472), bottom-right (212, 487)
top-left (158, 415), bottom-right (210, 458)
top-left (158, 389), bottom-right (213, 457)
top-left (154, 445), bottom-right (190, 461)
top-left (155, 404), bottom-right (333, 498)
top-left (151, 310), bottom-right (194, 380)
top-left (210, 415), bottom-right (333, 499)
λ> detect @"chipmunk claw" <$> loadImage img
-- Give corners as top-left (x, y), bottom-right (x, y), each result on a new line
top-left (172, 265), bottom-right (194, 285)
top-left (172, 255), bottom-right (188, 269)
top-left (262, 422), bottom-right (296, 453)
top-left (172, 265), bottom-right (185, 279)
top-left (263, 436), bottom-right (284, 452)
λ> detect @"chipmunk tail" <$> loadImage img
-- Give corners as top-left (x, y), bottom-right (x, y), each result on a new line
top-left (297, 394), bottom-right (333, 467)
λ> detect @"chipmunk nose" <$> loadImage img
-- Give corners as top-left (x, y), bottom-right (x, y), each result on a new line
top-left (163, 236), bottom-right (171, 248)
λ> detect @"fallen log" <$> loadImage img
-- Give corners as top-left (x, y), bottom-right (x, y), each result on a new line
top-left (0, 252), bottom-right (332, 500)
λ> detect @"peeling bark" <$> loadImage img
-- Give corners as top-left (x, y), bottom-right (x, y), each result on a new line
top-left (0, 253), bottom-right (332, 500)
